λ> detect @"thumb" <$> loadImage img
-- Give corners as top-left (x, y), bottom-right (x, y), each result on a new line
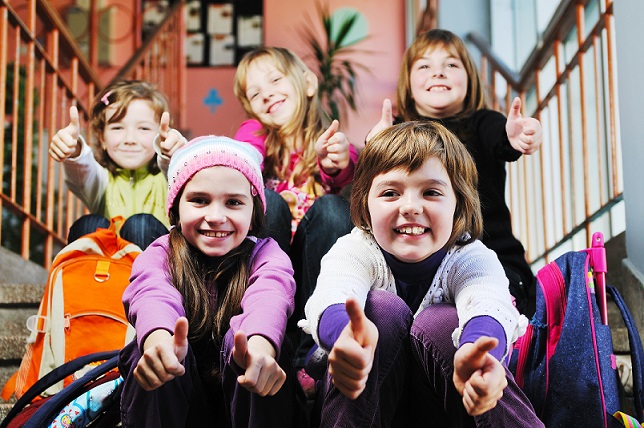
top-left (232, 330), bottom-right (249, 369)
top-left (69, 106), bottom-right (80, 140)
top-left (345, 297), bottom-right (367, 346)
top-left (159, 111), bottom-right (170, 141)
top-left (382, 99), bottom-right (393, 126)
top-left (465, 336), bottom-right (498, 365)
top-left (321, 119), bottom-right (339, 143)
top-left (508, 97), bottom-right (522, 119)
top-left (173, 316), bottom-right (189, 360)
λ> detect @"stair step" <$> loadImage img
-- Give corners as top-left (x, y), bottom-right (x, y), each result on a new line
top-left (0, 284), bottom-right (44, 306)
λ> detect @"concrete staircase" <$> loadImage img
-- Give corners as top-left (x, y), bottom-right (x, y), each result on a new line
top-left (0, 234), bottom-right (638, 424)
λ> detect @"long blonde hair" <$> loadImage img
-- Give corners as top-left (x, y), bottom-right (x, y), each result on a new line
top-left (234, 47), bottom-right (328, 190)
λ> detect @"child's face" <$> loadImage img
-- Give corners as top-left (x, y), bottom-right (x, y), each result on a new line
top-left (244, 57), bottom-right (300, 128)
top-left (367, 156), bottom-right (456, 263)
top-left (102, 99), bottom-right (158, 170)
top-left (178, 166), bottom-right (254, 258)
top-left (409, 46), bottom-right (468, 119)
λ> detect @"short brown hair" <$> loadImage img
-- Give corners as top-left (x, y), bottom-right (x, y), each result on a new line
top-left (350, 121), bottom-right (482, 248)
top-left (90, 80), bottom-right (169, 174)
top-left (396, 29), bottom-right (486, 121)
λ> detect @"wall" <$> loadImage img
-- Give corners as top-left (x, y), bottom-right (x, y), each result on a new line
top-left (183, 0), bottom-right (406, 145)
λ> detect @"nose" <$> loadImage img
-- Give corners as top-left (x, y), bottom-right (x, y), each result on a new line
top-left (205, 205), bottom-right (227, 224)
top-left (400, 195), bottom-right (422, 216)
top-left (123, 128), bottom-right (136, 144)
top-left (432, 66), bottom-right (445, 78)
top-left (261, 88), bottom-right (274, 102)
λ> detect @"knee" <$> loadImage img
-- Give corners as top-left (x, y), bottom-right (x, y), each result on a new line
top-left (365, 291), bottom-right (413, 343)
top-left (410, 304), bottom-right (458, 362)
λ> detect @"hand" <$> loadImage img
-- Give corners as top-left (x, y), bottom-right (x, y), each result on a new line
top-left (365, 98), bottom-right (394, 145)
top-left (327, 297), bottom-right (378, 399)
top-left (453, 336), bottom-right (507, 416)
top-left (232, 331), bottom-right (286, 396)
top-left (506, 97), bottom-right (543, 155)
top-left (156, 111), bottom-right (186, 159)
top-left (315, 120), bottom-right (351, 175)
top-left (134, 317), bottom-right (189, 391)
top-left (49, 106), bottom-right (82, 162)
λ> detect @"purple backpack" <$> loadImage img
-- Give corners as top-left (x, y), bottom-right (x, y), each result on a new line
top-left (509, 232), bottom-right (643, 427)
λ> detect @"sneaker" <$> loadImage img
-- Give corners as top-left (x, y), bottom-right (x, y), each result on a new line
top-left (297, 368), bottom-right (317, 399)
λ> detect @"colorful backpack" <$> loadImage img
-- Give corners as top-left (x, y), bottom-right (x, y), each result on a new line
top-left (509, 232), bottom-right (644, 427)
top-left (1, 217), bottom-right (139, 401)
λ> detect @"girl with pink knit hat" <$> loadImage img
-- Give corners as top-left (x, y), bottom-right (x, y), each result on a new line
top-left (118, 135), bottom-right (306, 427)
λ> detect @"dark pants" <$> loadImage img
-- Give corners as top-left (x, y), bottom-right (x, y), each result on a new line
top-left (118, 330), bottom-right (307, 428)
top-left (264, 191), bottom-right (353, 368)
top-left (68, 213), bottom-right (168, 250)
top-left (314, 291), bottom-right (544, 428)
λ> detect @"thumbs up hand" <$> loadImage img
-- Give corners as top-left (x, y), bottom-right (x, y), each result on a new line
top-left (506, 97), bottom-right (543, 155)
top-left (327, 297), bottom-right (379, 399)
top-left (49, 106), bottom-right (82, 161)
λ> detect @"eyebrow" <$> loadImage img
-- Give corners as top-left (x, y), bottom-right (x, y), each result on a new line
top-left (374, 178), bottom-right (450, 188)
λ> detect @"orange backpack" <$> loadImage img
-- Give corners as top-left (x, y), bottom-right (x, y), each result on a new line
top-left (1, 217), bottom-right (140, 400)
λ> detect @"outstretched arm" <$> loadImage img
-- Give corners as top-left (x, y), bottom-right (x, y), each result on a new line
top-left (506, 97), bottom-right (543, 155)
top-left (134, 317), bottom-right (189, 391)
top-left (453, 336), bottom-right (507, 416)
top-left (328, 297), bottom-right (379, 399)
top-left (232, 331), bottom-right (286, 396)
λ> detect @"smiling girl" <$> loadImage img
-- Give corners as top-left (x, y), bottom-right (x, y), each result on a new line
top-left (118, 136), bottom-right (305, 427)
top-left (300, 121), bottom-right (542, 427)
top-left (49, 80), bottom-right (186, 249)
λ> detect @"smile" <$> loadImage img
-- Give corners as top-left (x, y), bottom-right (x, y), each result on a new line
top-left (268, 100), bottom-right (284, 113)
top-left (428, 85), bottom-right (450, 92)
top-left (201, 231), bottom-right (233, 238)
top-left (395, 226), bottom-right (428, 236)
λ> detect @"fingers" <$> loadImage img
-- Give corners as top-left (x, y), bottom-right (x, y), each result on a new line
top-left (345, 297), bottom-right (367, 346)
top-left (320, 120), bottom-right (339, 144)
top-left (158, 111), bottom-right (170, 140)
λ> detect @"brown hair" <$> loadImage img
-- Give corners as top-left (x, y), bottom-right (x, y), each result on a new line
top-left (90, 80), bottom-right (169, 174)
top-left (350, 121), bottom-right (482, 249)
top-left (167, 188), bottom-right (266, 343)
top-left (396, 29), bottom-right (487, 121)
top-left (233, 47), bottom-right (327, 191)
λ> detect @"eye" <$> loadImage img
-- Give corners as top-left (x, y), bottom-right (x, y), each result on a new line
top-left (227, 198), bottom-right (244, 207)
top-left (272, 76), bottom-right (282, 83)
top-left (381, 190), bottom-right (400, 198)
top-left (249, 92), bottom-right (259, 101)
top-left (189, 196), bottom-right (208, 205)
top-left (139, 126), bottom-right (153, 131)
top-left (424, 189), bottom-right (443, 197)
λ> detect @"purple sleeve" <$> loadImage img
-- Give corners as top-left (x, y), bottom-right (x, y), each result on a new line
top-left (123, 235), bottom-right (185, 352)
top-left (318, 303), bottom-right (350, 350)
top-left (234, 119), bottom-right (267, 170)
top-left (459, 315), bottom-right (507, 361)
top-left (318, 143), bottom-right (358, 189)
top-left (229, 238), bottom-right (295, 358)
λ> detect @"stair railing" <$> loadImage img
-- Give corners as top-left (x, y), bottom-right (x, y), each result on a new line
top-left (466, 0), bottom-right (621, 269)
top-left (0, 0), bottom-right (186, 269)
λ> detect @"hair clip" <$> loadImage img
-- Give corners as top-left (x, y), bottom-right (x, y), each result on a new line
top-left (100, 90), bottom-right (113, 106)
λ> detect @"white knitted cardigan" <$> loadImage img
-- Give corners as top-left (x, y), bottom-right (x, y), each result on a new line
top-left (298, 228), bottom-right (528, 357)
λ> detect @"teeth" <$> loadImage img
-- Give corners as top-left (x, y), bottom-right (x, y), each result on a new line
top-left (429, 86), bottom-right (448, 92)
top-left (202, 231), bottom-right (231, 237)
top-left (396, 226), bottom-right (426, 235)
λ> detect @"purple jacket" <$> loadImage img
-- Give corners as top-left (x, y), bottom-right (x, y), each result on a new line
top-left (123, 235), bottom-right (295, 356)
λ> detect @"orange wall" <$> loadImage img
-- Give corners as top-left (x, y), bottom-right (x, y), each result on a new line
top-left (183, 0), bottom-right (406, 145)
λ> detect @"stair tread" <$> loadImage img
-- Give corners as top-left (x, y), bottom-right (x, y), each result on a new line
top-left (0, 284), bottom-right (44, 305)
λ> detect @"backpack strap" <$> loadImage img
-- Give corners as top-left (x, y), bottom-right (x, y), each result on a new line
top-left (23, 355), bottom-right (120, 428)
top-left (0, 350), bottom-right (119, 428)
top-left (608, 285), bottom-right (644, 422)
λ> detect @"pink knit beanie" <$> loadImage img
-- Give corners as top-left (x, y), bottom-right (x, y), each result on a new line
top-left (166, 135), bottom-right (266, 215)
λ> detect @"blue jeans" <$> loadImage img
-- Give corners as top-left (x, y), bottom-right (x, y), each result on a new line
top-left (314, 291), bottom-right (544, 428)
top-left (68, 213), bottom-right (168, 250)
top-left (118, 331), bottom-right (307, 427)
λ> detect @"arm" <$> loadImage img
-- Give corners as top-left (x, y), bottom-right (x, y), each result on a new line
top-left (228, 238), bottom-right (295, 358)
top-left (122, 235), bottom-right (185, 351)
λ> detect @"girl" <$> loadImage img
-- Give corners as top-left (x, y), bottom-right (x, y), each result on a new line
top-left (49, 79), bottom-right (186, 249)
top-left (233, 47), bottom-right (358, 393)
top-left (118, 136), bottom-right (305, 427)
top-left (368, 29), bottom-right (543, 316)
top-left (299, 121), bottom-right (543, 427)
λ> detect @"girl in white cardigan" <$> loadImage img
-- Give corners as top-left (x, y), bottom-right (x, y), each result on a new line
top-left (299, 121), bottom-right (542, 427)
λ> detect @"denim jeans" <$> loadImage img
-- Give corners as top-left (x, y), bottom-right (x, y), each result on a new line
top-left (314, 291), bottom-right (544, 428)
top-left (288, 194), bottom-right (353, 367)
top-left (118, 330), bottom-right (307, 427)
top-left (67, 213), bottom-right (168, 250)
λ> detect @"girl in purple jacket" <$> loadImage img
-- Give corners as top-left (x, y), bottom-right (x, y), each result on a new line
top-left (118, 136), bottom-right (305, 427)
